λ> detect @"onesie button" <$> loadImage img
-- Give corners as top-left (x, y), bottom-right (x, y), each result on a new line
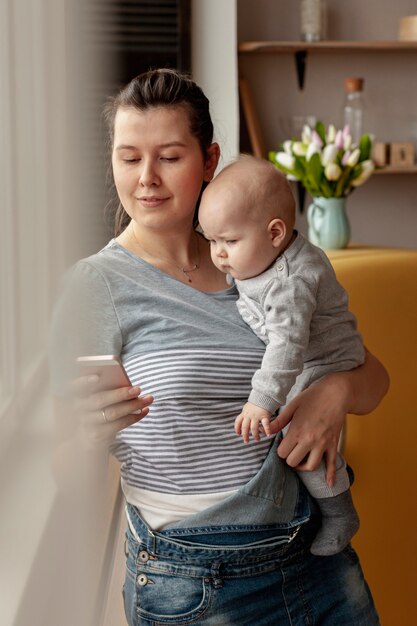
top-left (277, 263), bottom-right (284, 271)
top-left (138, 574), bottom-right (148, 586)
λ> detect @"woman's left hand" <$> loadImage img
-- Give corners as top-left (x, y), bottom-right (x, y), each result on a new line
top-left (269, 347), bottom-right (389, 486)
top-left (268, 373), bottom-right (348, 487)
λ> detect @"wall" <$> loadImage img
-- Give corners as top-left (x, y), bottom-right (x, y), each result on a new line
top-left (192, 0), bottom-right (239, 168)
top-left (238, 0), bottom-right (417, 248)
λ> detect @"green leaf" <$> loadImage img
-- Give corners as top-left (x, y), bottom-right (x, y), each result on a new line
top-left (268, 151), bottom-right (278, 164)
top-left (358, 134), bottom-right (372, 161)
top-left (305, 152), bottom-right (323, 186)
top-left (315, 121), bottom-right (326, 144)
top-left (293, 156), bottom-right (307, 175)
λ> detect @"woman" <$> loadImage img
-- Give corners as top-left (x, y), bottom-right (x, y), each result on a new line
top-left (50, 69), bottom-right (388, 625)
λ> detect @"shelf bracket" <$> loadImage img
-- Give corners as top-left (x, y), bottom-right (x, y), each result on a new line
top-left (294, 50), bottom-right (308, 90)
top-left (296, 181), bottom-right (306, 213)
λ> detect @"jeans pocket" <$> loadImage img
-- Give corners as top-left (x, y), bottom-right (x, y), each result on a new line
top-left (136, 569), bottom-right (211, 624)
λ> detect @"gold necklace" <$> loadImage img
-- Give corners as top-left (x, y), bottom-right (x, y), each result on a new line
top-left (129, 228), bottom-right (201, 283)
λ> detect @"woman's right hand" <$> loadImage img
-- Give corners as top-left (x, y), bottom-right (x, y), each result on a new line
top-left (70, 375), bottom-right (154, 450)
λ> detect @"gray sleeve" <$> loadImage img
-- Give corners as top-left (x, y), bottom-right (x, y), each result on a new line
top-left (248, 275), bottom-right (316, 412)
top-left (48, 261), bottom-right (123, 397)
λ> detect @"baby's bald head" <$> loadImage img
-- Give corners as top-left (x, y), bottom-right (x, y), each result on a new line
top-left (199, 155), bottom-right (297, 280)
top-left (203, 154), bottom-right (296, 230)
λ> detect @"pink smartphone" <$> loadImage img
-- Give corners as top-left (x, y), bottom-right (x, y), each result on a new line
top-left (76, 355), bottom-right (132, 391)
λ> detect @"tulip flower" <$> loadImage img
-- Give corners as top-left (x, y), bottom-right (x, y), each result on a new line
top-left (269, 122), bottom-right (374, 198)
top-left (347, 147), bottom-right (360, 167)
top-left (301, 125), bottom-right (312, 144)
top-left (325, 163), bottom-right (342, 181)
top-left (341, 150), bottom-right (351, 166)
top-left (351, 160), bottom-right (375, 186)
top-left (335, 130), bottom-right (344, 150)
top-left (275, 151), bottom-right (295, 170)
top-left (321, 143), bottom-right (338, 166)
top-left (292, 141), bottom-right (307, 157)
top-left (342, 124), bottom-right (349, 137)
top-left (311, 130), bottom-right (324, 147)
top-left (326, 124), bottom-right (336, 143)
top-left (306, 142), bottom-right (321, 161)
top-left (343, 134), bottom-right (352, 151)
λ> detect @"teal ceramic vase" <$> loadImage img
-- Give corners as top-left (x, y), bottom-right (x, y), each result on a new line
top-left (307, 196), bottom-right (350, 249)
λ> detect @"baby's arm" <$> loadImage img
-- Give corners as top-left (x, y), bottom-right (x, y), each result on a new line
top-left (236, 275), bottom-right (316, 443)
top-left (235, 402), bottom-right (273, 443)
top-left (249, 274), bottom-right (316, 410)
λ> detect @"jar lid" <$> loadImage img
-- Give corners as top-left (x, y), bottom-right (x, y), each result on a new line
top-left (344, 77), bottom-right (364, 92)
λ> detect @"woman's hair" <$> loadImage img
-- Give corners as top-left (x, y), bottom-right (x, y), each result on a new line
top-left (103, 68), bottom-right (214, 236)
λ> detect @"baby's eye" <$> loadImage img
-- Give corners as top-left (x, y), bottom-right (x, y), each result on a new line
top-left (226, 240), bottom-right (237, 245)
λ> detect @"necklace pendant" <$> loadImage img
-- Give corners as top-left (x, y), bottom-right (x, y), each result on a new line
top-left (182, 268), bottom-right (194, 283)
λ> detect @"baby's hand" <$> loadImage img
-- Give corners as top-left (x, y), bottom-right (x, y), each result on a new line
top-left (235, 402), bottom-right (273, 443)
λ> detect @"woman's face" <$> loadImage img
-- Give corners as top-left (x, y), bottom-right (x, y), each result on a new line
top-left (112, 105), bottom-right (219, 233)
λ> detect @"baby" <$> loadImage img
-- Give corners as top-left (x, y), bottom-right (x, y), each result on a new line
top-left (199, 154), bottom-right (364, 556)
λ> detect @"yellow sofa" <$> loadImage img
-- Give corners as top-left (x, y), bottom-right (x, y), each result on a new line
top-left (328, 246), bottom-right (417, 626)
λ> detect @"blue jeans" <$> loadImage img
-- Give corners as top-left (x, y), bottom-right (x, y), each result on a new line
top-left (123, 440), bottom-right (379, 625)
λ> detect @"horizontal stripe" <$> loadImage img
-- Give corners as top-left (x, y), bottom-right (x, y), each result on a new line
top-left (113, 348), bottom-right (273, 494)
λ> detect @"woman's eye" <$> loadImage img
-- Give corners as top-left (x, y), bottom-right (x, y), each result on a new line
top-left (123, 158), bottom-right (139, 163)
top-left (226, 240), bottom-right (237, 245)
top-left (161, 157), bottom-right (179, 162)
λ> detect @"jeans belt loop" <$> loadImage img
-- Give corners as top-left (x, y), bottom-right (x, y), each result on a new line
top-left (210, 563), bottom-right (224, 589)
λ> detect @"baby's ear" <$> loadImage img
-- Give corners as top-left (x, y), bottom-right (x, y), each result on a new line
top-left (268, 218), bottom-right (287, 248)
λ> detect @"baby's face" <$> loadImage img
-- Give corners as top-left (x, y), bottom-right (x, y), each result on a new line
top-left (199, 190), bottom-right (277, 281)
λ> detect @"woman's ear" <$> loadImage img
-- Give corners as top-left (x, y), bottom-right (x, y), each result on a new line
top-left (203, 143), bottom-right (221, 182)
top-left (268, 218), bottom-right (287, 248)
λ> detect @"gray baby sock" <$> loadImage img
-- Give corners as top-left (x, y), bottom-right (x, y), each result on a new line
top-left (310, 489), bottom-right (360, 556)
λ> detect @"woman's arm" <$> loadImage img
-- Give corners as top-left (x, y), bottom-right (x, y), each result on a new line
top-left (269, 348), bottom-right (389, 485)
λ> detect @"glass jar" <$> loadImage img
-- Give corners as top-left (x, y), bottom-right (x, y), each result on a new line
top-left (343, 77), bottom-right (365, 145)
top-left (300, 0), bottom-right (327, 42)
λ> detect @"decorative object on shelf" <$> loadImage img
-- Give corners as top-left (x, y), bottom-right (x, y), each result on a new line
top-left (269, 121), bottom-right (375, 249)
top-left (399, 15), bottom-right (417, 41)
top-left (300, 0), bottom-right (327, 42)
top-left (372, 142), bottom-right (416, 170)
top-left (390, 142), bottom-right (415, 167)
top-left (372, 142), bottom-right (389, 167)
top-left (343, 77), bottom-right (365, 146)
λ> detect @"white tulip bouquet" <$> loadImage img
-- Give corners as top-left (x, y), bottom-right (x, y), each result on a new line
top-left (269, 121), bottom-right (375, 198)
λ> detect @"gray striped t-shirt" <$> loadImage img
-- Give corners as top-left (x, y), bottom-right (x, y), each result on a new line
top-left (49, 240), bottom-right (271, 496)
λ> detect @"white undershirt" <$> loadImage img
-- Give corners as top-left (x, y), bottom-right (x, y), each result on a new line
top-left (122, 478), bottom-right (237, 530)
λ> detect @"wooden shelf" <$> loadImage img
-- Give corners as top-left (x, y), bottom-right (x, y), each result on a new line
top-left (239, 40), bottom-right (417, 54)
top-left (239, 40), bottom-right (417, 90)
top-left (374, 166), bottom-right (417, 174)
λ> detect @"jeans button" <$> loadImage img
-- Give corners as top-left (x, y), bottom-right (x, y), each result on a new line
top-left (138, 573), bottom-right (148, 586)
top-left (139, 550), bottom-right (150, 562)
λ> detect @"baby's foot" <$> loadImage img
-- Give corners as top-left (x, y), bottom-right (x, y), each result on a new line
top-left (311, 490), bottom-right (360, 556)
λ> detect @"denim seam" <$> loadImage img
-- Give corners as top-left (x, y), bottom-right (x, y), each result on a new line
top-left (294, 557), bottom-right (315, 626)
